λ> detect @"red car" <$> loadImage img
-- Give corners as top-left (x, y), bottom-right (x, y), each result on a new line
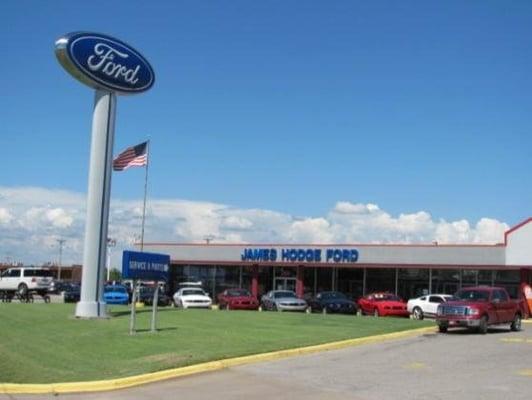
top-left (217, 288), bottom-right (259, 310)
top-left (358, 292), bottom-right (409, 317)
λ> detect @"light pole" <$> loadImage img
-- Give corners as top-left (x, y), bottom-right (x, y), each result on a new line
top-left (106, 238), bottom-right (117, 282)
top-left (57, 239), bottom-right (66, 280)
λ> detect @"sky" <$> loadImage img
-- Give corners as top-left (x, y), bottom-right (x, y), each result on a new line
top-left (1, 1), bottom-right (531, 266)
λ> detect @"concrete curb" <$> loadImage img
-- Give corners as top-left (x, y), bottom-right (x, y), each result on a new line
top-left (0, 326), bottom-right (435, 395)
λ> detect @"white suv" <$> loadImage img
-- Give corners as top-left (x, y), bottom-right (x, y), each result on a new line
top-left (0, 267), bottom-right (54, 296)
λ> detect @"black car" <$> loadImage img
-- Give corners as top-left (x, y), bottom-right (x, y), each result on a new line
top-left (63, 283), bottom-right (81, 303)
top-left (306, 291), bottom-right (358, 315)
top-left (138, 287), bottom-right (171, 306)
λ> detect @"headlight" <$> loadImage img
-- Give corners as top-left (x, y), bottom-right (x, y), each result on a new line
top-left (466, 307), bottom-right (479, 316)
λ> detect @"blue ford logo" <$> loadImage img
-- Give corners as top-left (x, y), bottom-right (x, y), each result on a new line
top-left (55, 32), bottom-right (155, 94)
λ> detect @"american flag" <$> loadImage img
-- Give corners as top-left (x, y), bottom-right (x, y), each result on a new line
top-left (113, 142), bottom-right (148, 171)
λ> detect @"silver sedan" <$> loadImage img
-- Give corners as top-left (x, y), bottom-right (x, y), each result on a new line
top-left (260, 290), bottom-right (308, 312)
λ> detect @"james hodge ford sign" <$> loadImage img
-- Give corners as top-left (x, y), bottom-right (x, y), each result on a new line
top-left (55, 32), bottom-right (155, 94)
top-left (241, 248), bottom-right (359, 263)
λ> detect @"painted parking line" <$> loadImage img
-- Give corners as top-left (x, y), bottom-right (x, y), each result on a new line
top-left (500, 338), bottom-right (532, 343)
top-left (517, 369), bottom-right (532, 377)
top-left (403, 362), bottom-right (427, 370)
top-left (0, 326), bottom-right (434, 395)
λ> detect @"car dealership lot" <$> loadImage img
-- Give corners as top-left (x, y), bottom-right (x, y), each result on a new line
top-left (3, 325), bottom-right (530, 400)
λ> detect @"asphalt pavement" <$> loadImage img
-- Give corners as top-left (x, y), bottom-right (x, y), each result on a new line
top-left (2, 323), bottom-right (531, 400)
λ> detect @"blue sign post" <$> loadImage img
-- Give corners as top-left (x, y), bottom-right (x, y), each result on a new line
top-left (122, 251), bottom-right (170, 334)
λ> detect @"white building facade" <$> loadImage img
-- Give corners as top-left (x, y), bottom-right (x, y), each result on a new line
top-left (140, 218), bottom-right (532, 304)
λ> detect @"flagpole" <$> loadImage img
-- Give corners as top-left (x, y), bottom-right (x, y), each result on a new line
top-left (130, 140), bottom-right (150, 335)
top-left (140, 140), bottom-right (150, 252)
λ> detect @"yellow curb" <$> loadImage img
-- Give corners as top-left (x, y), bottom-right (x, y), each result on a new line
top-left (518, 369), bottom-right (532, 377)
top-left (0, 326), bottom-right (435, 395)
top-left (522, 319), bottom-right (532, 324)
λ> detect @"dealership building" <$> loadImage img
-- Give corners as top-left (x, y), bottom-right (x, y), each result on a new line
top-left (140, 218), bottom-right (532, 302)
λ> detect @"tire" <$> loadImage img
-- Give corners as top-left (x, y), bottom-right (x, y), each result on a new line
top-left (438, 324), bottom-right (448, 333)
top-left (510, 314), bottom-right (522, 332)
top-left (44, 295), bottom-right (51, 304)
top-left (373, 308), bottom-right (380, 317)
top-left (478, 315), bottom-right (488, 334)
top-left (17, 283), bottom-right (28, 296)
top-left (412, 307), bottom-right (424, 320)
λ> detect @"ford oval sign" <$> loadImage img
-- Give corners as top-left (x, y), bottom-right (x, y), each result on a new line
top-left (55, 32), bottom-right (155, 94)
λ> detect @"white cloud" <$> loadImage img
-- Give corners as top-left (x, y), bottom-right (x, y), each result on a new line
top-left (0, 187), bottom-right (512, 266)
top-left (0, 208), bottom-right (13, 224)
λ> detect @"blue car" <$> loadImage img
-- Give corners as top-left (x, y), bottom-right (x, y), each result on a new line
top-left (104, 285), bottom-right (129, 305)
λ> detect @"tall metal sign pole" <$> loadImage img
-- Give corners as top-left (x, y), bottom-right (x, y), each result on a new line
top-left (55, 32), bottom-right (155, 318)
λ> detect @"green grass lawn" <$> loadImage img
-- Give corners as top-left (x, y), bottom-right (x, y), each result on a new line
top-left (0, 303), bottom-right (432, 383)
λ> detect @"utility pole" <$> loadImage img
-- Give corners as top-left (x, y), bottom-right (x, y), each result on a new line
top-left (106, 238), bottom-right (117, 281)
top-left (57, 239), bottom-right (66, 280)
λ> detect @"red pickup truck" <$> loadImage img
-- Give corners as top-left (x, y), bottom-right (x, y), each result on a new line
top-left (436, 286), bottom-right (523, 334)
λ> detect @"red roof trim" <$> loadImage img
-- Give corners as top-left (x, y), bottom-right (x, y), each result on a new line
top-left (141, 242), bottom-right (502, 248)
top-left (504, 217), bottom-right (532, 245)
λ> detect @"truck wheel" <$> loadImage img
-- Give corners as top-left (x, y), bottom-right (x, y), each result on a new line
top-left (510, 314), bottom-right (522, 332)
top-left (17, 283), bottom-right (28, 296)
top-left (438, 323), bottom-right (448, 333)
top-left (412, 307), bottom-right (424, 320)
top-left (478, 315), bottom-right (488, 334)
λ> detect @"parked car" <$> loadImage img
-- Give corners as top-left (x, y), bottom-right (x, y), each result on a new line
top-left (307, 291), bottom-right (358, 315)
top-left (138, 286), bottom-right (171, 306)
top-left (103, 285), bottom-right (129, 305)
top-left (260, 290), bottom-right (308, 312)
top-left (358, 292), bottom-right (409, 317)
top-left (173, 287), bottom-right (212, 309)
top-left (407, 294), bottom-right (453, 320)
top-left (0, 267), bottom-right (53, 296)
top-left (436, 286), bottom-right (523, 334)
top-left (63, 283), bottom-right (81, 303)
top-left (217, 288), bottom-right (259, 310)
top-left (48, 280), bottom-right (70, 295)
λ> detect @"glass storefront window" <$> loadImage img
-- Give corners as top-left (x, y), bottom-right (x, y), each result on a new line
top-left (366, 268), bottom-right (395, 294)
top-left (303, 267), bottom-right (316, 299)
top-left (494, 270), bottom-right (520, 299)
top-left (398, 269), bottom-right (429, 300)
top-left (337, 268), bottom-right (364, 300)
top-left (478, 270), bottom-right (493, 286)
top-left (431, 269), bottom-right (460, 295)
top-left (316, 267), bottom-right (333, 293)
top-left (461, 269), bottom-right (478, 287)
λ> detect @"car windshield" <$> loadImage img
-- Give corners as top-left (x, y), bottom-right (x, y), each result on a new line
top-left (320, 292), bottom-right (346, 300)
top-left (182, 289), bottom-right (206, 296)
top-left (453, 289), bottom-right (490, 302)
top-left (274, 291), bottom-right (296, 298)
top-left (105, 286), bottom-right (126, 293)
top-left (372, 294), bottom-right (401, 301)
top-left (227, 289), bottom-right (251, 297)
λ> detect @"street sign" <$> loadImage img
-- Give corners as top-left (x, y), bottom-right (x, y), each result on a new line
top-left (122, 251), bottom-right (170, 281)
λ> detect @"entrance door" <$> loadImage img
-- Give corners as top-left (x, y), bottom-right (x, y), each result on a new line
top-left (275, 277), bottom-right (296, 292)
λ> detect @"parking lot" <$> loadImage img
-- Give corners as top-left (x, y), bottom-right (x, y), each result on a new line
top-left (3, 323), bottom-right (530, 400)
